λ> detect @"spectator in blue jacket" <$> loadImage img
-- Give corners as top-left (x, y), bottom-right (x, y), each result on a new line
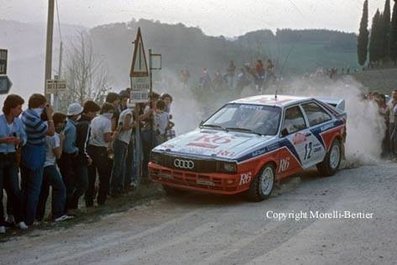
top-left (20, 93), bottom-right (55, 226)
top-left (57, 103), bottom-right (83, 213)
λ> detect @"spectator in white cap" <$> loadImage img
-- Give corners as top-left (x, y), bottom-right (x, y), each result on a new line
top-left (57, 102), bottom-right (83, 214)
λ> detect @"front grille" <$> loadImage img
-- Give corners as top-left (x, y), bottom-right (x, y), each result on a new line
top-left (154, 154), bottom-right (217, 173)
top-left (150, 168), bottom-right (238, 193)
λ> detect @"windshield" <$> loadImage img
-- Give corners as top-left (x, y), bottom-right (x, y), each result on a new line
top-left (202, 104), bottom-right (281, 136)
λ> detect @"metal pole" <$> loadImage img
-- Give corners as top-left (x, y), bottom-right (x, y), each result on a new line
top-left (149, 49), bottom-right (153, 95)
top-left (58, 41), bottom-right (63, 79)
top-left (148, 49), bottom-right (154, 164)
top-left (54, 41), bottom-right (62, 110)
top-left (44, 0), bottom-right (55, 102)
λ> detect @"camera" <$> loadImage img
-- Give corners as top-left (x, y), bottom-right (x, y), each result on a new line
top-left (41, 105), bottom-right (49, 121)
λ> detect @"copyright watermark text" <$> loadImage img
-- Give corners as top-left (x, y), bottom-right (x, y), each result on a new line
top-left (266, 210), bottom-right (374, 221)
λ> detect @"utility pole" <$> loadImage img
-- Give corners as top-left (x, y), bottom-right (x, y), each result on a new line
top-left (54, 41), bottom-right (63, 110)
top-left (149, 49), bottom-right (153, 96)
top-left (44, 0), bottom-right (55, 102)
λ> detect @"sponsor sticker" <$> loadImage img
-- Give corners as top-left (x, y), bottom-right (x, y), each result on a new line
top-left (239, 172), bottom-right (252, 185)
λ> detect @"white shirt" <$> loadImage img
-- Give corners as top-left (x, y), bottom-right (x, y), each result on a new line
top-left (155, 111), bottom-right (169, 135)
top-left (117, 108), bottom-right (134, 144)
top-left (89, 115), bottom-right (112, 147)
top-left (44, 133), bottom-right (61, 167)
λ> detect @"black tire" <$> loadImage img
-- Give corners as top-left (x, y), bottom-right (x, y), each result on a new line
top-left (162, 185), bottom-right (186, 196)
top-left (317, 139), bottom-right (342, 176)
top-left (246, 164), bottom-right (275, 202)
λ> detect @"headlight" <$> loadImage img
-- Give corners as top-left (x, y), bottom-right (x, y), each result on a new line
top-left (216, 161), bottom-right (237, 173)
top-left (150, 152), bottom-right (162, 164)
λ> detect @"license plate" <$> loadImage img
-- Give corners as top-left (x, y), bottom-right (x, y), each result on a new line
top-left (196, 179), bottom-right (215, 186)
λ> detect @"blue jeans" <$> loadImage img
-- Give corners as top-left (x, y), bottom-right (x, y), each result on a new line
top-left (141, 129), bottom-right (157, 178)
top-left (111, 139), bottom-right (128, 194)
top-left (36, 165), bottom-right (66, 221)
top-left (0, 153), bottom-right (24, 225)
top-left (21, 165), bottom-right (44, 225)
top-left (125, 133), bottom-right (142, 187)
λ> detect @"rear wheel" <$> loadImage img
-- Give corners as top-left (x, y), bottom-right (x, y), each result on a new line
top-left (317, 139), bottom-right (342, 176)
top-left (246, 164), bottom-right (275, 202)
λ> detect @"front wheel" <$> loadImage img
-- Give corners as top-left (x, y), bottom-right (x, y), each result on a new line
top-left (246, 164), bottom-right (275, 202)
top-left (317, 139), bottom-right (342, 176)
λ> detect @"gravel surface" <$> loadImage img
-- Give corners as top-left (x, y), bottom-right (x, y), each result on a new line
top-left (1, 162), bottom-right (396, 265)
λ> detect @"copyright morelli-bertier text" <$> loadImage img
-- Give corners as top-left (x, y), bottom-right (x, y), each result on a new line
top-left (266, 210), bottom-right (374, 221)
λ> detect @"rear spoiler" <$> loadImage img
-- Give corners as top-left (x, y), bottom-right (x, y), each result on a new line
top-left (316, 97), bottom-right (345, 112)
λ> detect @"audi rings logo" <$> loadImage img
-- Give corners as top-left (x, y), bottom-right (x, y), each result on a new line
top-left (174, 159), bottom-right (194, 169)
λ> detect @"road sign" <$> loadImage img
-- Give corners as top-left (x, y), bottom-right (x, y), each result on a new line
top-left (0, 75), bottom-right (12, 94)
top-left (130, 28), bottom-right (149, 77)
top-left (0, 49), bottom-right (7, 75)
top-left (130, 76), bottom-right (150, 103)
top-left (45, 79), bottom-right (67, 94)
top-left (130, 90), bottom-right (149, 103)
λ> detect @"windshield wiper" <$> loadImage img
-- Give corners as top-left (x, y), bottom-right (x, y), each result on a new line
top-left (225, 127), bottom-right (262, 136)
top-left (200, 124), bottom-right (225, 130)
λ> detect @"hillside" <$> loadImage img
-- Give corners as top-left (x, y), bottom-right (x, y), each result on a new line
top-left (353, 68), bottom-right (397, 94)
top-left (1, 18), bottom-right (363, 99)
top-left (89, 19), bottom-right (360, 88)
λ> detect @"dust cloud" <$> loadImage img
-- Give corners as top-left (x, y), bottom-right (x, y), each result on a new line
top-left (275, 75), bottom-right (385, 165)
top-left (153, 72), bottom-right (386, 166)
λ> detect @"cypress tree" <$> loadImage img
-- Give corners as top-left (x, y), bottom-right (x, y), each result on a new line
top-left (383, 0), bottom-right (391, 60)
top-left (390, 0), bottom-right (397, 64)
top-left (369, 10), bottom-right (383, 64)
top-left (357, 0), bottom-right (369, 66)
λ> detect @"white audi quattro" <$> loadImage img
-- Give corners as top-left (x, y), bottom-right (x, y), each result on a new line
top-left (149, 95), bottom-right (347, 201)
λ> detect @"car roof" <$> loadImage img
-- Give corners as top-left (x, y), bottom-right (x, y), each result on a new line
top-left (231, 94), bottom-right (312, 107)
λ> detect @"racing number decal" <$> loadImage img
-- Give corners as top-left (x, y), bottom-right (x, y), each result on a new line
top-left (304, 142), bottom-right (313, 160)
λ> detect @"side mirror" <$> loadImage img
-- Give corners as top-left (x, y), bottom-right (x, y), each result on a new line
top-left (199, 121), bottom-right (204, 127)
top-left (280, 128), bottom-right (289, 137)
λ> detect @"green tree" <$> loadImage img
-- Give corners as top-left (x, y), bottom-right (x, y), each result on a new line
top-left (357, 0), bottom-right (369, 66)
top-left (390, 0), bottom-right (397, 64)
top-left (383, 0), bottom-right (391, 60)
top-left (369, 10), bottom-right (384, 64)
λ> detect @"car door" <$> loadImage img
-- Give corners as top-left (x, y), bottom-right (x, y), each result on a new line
top-left (300, 101), bottom-right (333, 166)
top-left (280, 105), bottom-right (314, 170)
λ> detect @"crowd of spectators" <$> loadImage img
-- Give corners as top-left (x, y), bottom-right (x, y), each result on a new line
top-left (0, 90), bottom-right (174, 235)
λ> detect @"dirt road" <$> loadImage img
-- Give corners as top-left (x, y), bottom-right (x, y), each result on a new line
top-left (1, 162), bottom-right (396, 265)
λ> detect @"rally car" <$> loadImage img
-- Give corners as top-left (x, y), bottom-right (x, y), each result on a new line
top-left (148, 95), bottom-right (347, 201)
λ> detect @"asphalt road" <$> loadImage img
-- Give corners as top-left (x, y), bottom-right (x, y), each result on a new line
top-left (1, 162), bottom-right (396, 265)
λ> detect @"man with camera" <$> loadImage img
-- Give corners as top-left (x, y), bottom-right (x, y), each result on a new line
top-left (20, 93), bottom-right (55, 226)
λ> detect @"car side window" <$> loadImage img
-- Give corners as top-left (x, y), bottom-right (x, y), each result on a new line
top-left (282, 106), bottom-right (307, 134)
top-left (302, 102), bottom-right (332, 126)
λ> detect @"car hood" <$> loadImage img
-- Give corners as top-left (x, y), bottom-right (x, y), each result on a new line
top-left (153, 129), bottom-right (275, 160)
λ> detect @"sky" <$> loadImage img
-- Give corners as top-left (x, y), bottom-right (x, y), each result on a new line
top-left (1, 0), bottom-right (389, 37)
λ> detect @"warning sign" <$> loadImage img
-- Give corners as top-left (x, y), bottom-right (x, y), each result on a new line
top-left (130, 28), bottom-right (150, 103)
top-left (130, 28), bottom-right (149, 78)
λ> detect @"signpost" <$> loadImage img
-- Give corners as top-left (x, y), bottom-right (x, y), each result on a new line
top-left (0, 49), bottom-right (7, 75)
top-left (0, 76), bottom-right (12, 94)
top-left (45, 79), bottom-right (67, 94)
top-left (130, 27), bottom-right (150, 103)
top-left (0, 49), bottom-right (12, 94)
